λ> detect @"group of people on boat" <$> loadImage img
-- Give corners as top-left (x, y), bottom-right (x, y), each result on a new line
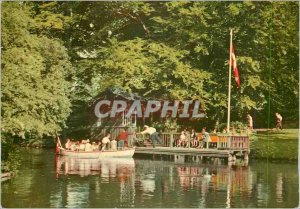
top-left (64, 128), bottom-right (130, 152)
top-left (64, 139), bottom-right (102, 152)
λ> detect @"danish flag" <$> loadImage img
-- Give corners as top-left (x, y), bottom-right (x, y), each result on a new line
top-left (231, 45), bottom-right (240, 87)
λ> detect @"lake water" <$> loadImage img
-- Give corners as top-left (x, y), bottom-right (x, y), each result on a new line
top-left (1, 148), bottom-right (299, 208)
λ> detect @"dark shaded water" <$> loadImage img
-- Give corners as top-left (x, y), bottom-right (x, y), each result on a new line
top-left (1, 149), bottom-right (299, 208)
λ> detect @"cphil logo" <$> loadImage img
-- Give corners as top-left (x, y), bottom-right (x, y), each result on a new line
top-left (94, 100), bottom-right (206, 119)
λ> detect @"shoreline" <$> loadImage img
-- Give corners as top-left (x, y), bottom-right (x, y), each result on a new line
top-left (1, 172), bottom-right (12, 182)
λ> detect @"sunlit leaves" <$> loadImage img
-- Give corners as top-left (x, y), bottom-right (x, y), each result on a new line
top-left (80, 38), bottom-right (212, 103)
top-left (1, 2), bottom-right (72, 139)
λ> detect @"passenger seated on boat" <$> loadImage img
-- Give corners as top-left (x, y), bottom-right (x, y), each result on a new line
top-left (101, 133), bottom-right (111, 151)
top-left (110, 139), bottom-right (117, 151)
top-left (92, 142), bottom-right (98, 151)
top-left (79, 140), bottom-right (86, 151)
top-left (65, 139), bottom-right (71, 150)
top-left (70, 142), bottom-right (77, 151)
top-left (85, 139), bottom-right (93, 151)
top-left (75, 141), bottom-right (80, 151)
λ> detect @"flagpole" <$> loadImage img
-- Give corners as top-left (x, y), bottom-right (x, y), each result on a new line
top-left (227, 29), bottom-right (233, 131)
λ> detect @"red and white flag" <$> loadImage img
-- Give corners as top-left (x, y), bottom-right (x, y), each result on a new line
top-left (231, 45), bottom-right (240, 87)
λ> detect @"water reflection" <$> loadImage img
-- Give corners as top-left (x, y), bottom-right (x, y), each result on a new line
top-left (53, 157), bottom-right (136, 207)
top-left (1, 149), bottom-right (298, 208)
top-left (140, 174), bottom-right (156, 195)
top-left (276, 173), bottom-right (283, 203)
top-left (56, 156), bottom-right (135, 178)
top-left (133, 159), bottom-right (293, 208)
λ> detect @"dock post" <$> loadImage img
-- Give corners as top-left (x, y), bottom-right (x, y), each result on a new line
top-left (196, 156), bottom-right (200, 163)
top-left (192, 155), bottom-right (200, 163)
top-left (227, 135), bottom-right (231, 149)
top-left (213, 157), bottom-right (221, 165)
top-left (174, 154), bottom-right (185, 163)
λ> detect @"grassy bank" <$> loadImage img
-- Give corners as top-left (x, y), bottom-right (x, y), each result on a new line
top-left (250, 129), bottom-right (298, 161)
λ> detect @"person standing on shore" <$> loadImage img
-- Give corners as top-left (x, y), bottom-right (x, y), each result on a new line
top-left (275, 113), bottom-right (283, 130)
top-left (247, 114), bottom-right (253, 130)
top-left (140, 125), bottom-right (162, 148)
top-left (85, 139), bottom-right (93, 151)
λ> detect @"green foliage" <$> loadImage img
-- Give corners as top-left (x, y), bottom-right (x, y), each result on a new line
top-left (1, 1), bottom-right (298, 144)
top-left (151, 118), bottom-right (179, 132)
top-left (217, 121), bottom-right (247, 132)
top-left (164, 2), bottom-right (297, 122)
top-left (89, 38), bottom-right (212, 100)
top-left (52, 1), bottom-right (298, 129)
top-left (1, 134), bottom-right (21, 174)
top-left (1, 150), bottom-right (21, 174)
top-left (1, 2), bottom-right (73, 139)
top-left (230, 121), bottom-right (247, 130)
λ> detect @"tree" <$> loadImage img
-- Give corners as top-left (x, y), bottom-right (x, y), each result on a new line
top-left (1, 2), bottom-right (73, 139)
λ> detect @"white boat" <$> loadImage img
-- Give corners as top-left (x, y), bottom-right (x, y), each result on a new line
top-left (58, 147), bottom-right (135, 159)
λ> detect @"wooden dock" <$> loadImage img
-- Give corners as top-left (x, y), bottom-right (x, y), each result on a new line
top-left (135, 147), bottom-right (231, 158)
top-left (96, 129), bottom-right (251, 164)
top-left (134, 133), bottom-right (251, 164)
top-left (134, 147), bottom-right (249, 165)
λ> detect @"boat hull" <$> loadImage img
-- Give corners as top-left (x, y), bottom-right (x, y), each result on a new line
top-left (58, 148), bottom-right (135, 159)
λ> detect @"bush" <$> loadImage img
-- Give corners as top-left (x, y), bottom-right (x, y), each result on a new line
top-left (151, 118), bottom-right (179, 132)
top-left (217, 121), bottom-right (247, 132)
top-left (1, 133), bottom-right (21, 174)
